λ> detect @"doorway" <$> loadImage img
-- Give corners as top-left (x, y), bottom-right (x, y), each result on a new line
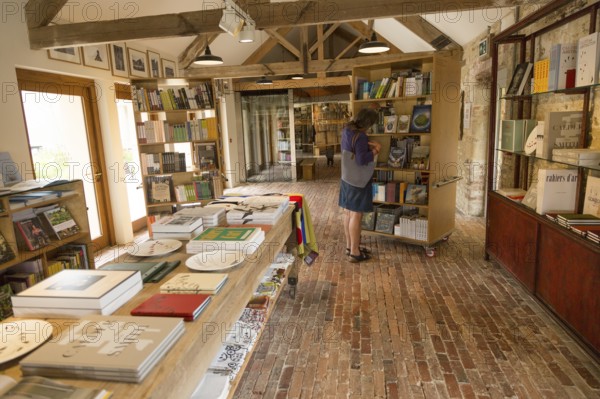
top-left (17, 69), bottom-right (113, 249)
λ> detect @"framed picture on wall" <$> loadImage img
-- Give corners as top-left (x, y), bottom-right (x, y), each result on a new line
top-left (161, 58), bottom-right (176, 78)
top-left (147, 51), bottom-right (161, 78)
top-left (128, 48), bottom-right (149, 78)
top-left (47, 47), bottom-right (81, 64)
top-left (110, 42), bottom-right (128, 78)
top-left (81, 44), bottom-right (110, 70)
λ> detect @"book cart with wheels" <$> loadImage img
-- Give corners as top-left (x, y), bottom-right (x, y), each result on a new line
top-left (130, 78), bottom-right (224, 233)
top-left (351, 51), bottom-right (462, 257)
top-left (486, 0), bottom-right (600, 357)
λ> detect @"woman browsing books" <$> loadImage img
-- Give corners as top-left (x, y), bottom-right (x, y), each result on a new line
top-left (339, 108), bottom-right (381, 263)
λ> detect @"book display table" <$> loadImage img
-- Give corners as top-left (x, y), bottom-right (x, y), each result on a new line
top-left (3, 206), bottom-right (295, 398)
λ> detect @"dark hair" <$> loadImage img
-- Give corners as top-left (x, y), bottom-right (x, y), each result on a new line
top-left (347, 108), bottom-right (378, 132)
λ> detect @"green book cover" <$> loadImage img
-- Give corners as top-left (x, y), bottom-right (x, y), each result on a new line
top-left (192, 227), bottom-right (258, 242)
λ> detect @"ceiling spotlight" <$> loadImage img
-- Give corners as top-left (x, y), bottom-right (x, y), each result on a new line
top-left (358, 32), bottom-right (390, 54)
top-left (220, 0), bottom-right (255, 37)
top-left (291, 74), bottom-right (304, 80)
top-left (256, 76), bottom-right (273, 85)
top-left (193, 45), bottom-right (223, 66)
top-left (239, 24), bottom-right (255, 43)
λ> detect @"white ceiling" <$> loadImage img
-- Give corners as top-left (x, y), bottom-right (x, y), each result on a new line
top-left (55, 1), bottom-right (514, 66)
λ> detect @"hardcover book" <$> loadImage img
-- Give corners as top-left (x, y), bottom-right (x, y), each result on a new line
top-left (536, 168), bottom-right (578, 215)
top-left (404, 184), bottom-right (428, 205)
top-left (19, 315), bottom-right (185, 383)
top-left (576, 32), bottom-right (600, 87)
top-left (0, 233), bottom-right (15, 264)
top-left (131, 293), bottom-right (212, 321)
top-left (14, 216), bottom-right (51, 251)
top-left (383, 115), bottom-right (398, 133)
top-left (533, 58), bottom-right (550, 93)
top-left (506, 62), bottom-right (533, 96)
top-left (11, 269), bottom-right (142, 309)
top-left (151, 214), bottom-right (204, 233)
top-left (41, 206), bottom-right (80, 240)
top-left (548, 44), bottom-right (561, 91)
top-left (0, 376), bottom-right (111, 399)
top-left (409, 105), bottom-right (432, 133)
top-left (583, 175), bottom-right (600, 217)
top-left (160, 273), bottom-right (228, 295)
top-left (558, 42), bottom-right (577, 89)
top-left (500, 119), bottom-right (537, 152)
top-left (101, 261), bottom-right (178, 283)
top-left (540, 111), bottom-right (582, 159)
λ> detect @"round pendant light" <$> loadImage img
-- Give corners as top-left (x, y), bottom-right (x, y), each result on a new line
top-left (256, 76), bottom-right (273, 85)
top-left (193, 45), bottom-right (224, 66)
top-left (358, 32), bottom-right (390, 54)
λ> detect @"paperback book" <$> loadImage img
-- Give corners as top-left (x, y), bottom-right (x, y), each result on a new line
top-left (506, 62), bottom-right (534, 96)
top-left (576, 32), bottom-right (600, 87)
top-left (536, 168), bottom-right (578, 215)
top-left (41, 206), bottom-right (80, 240)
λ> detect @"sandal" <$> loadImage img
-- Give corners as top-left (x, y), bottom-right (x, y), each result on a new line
top-left (348, 252), bottom-right (371, 263)
top-left (345, 247), bottom-right (372, 256)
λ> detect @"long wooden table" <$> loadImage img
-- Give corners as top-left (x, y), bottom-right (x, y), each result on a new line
top-left (3, 206), bottom-right (295, 398)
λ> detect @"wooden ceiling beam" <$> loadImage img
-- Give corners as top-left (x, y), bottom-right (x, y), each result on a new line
top-left (184, 50), bottom-right (436, 79)
top-left (234, 76), bottom-right (350, 91)
top-left (395, 16), bottom-right (463, 51)
top-left (308, 23), bottom-right (341, 55)
top-left (178, 33), bottom-right (219, 70)
top-left (336, 36), bottom-right (363, 60)
top-left (27, 0), bottom-right (529, 49)
top-left (265, 29), bottom-right (300, 59)
top-left (25, 0), bottom-right (69, 28)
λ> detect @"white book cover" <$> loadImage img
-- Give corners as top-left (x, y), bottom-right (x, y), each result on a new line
top-left (541, 111), bottom-right (582, 159)
top-left (558, 42), bottom-right (577, 89)
top-left (11, 269), bottom-right (141, 309)
top-left (548, 43), bottom-right (561, 91)
top-left (20, 315), bottom-right (185, 383)
top-left (536, 169), bottom-right (578, 215)
top-left (583, 175), bottom-right (600, 217)
top-left (576, 32), bottom-right (600, 87)
top-left (151, 214), bottom-right (204, 233)
top-left (160, 273), bottom-right (228, 294)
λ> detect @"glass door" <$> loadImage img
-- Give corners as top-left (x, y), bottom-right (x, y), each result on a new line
top-left (17, 69), bottom-right (113, 249)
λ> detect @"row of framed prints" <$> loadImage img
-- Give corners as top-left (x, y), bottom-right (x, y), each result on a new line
top-left (47, 43), bottom-right (177, 79)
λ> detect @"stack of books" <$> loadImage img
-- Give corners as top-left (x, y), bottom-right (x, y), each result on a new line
top-left (0, 376), bottom-right (111, 399)
top-left (11, 269), bottom-right (143, 318)
top-left (131, 293), bottom-right (212, 321)
top-left (176, 206), bottom-right (227, 227)
top-left (185, 227), bottom-right (265, 254)
top-left (20, 315), bottom-right (185, 383)
top-left (151, 214), bottom-right (204, 240)
top-left (225, 196), bottom-right (289, 225)
top-left (551, 148), bottom-right (600, 168)
top-left (556, 213), bottom-right (600, 228)
top-left (160, 273), bottom-right (228, 295)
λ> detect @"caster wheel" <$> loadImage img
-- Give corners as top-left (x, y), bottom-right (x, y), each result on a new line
top-left (289, 285), bottom-right (296, 299)
top-left (442, 235), bottom-right (450, 241)
top-left (425, 248), bottom-right (436, 258)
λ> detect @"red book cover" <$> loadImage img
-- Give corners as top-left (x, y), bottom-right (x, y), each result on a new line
top-left (130, 293), bottom-right (211, 321)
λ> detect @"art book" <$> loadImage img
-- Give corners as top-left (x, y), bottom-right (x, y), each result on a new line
top-left (404, 184), bottom-right (428, 205)
top-left (583, 175), bottom-right (600, 217)
top-left (0, 376), bottom-right (111, 399)
top-left (41, 206), bottom-right (80, 240)
top-left (536, 168), bottom-right (578, 215)
top-left (151, 214), bottom-right (204, 233)
top-left (130, 293), bottom-right (212, 321)
top-left (383, 115), bottom-right (398, 133)
top-left (506, 62), bottom-right (533, 96)
top-left (0, 232), bottom-right (15, 264)
top-left (409, 105), bottom-right (432, 133)
top-left (576, 31), bottom-right (600, 87)
top-left (540, 111), bottom-right (582, 160)
top-left (11, 269), bottom-right (142, 310)
top-left (19, 315), bottom-right (185, 383)
top-left (14, 216), bottom-right (51, 251)
top-left (160, 273), bottom-right (228, 295)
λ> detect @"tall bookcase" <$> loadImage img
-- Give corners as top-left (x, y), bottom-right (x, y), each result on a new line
top-left (293, 102), bottom-right (350, 156)
top-left (130, 78), bottom-right (223, 232)
top-left (351, 52), bottom-right (461, 256)
top-left (485, 0), bottom-right (600, 357)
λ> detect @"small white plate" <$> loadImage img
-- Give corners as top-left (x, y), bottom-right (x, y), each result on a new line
top-left (0, 319), bottom-right (53, 364)
top-left (127, 239), bottom-right (182, 257)
top-left (186, 251), bottom-right (245, 272)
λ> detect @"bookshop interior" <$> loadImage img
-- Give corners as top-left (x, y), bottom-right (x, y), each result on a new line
top-left (2, 0), bottom-right (600, 398)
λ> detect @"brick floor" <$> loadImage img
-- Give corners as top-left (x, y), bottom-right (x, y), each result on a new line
top-left (230, 159), bottom-right (600, 398)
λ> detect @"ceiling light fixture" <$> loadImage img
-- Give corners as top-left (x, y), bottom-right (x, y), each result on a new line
top-left (220, 0), bottom-right (255, 38)
top-left (291, 74), bottom-right (304, 80)
top-left (256, 76), bottom-right (273, 85)
top-left (239, 24), bottom-right (255, 43)
top-left (193, 44), bottom-right (224, 66)
top-left (358, 32), bottom-right (390, 54)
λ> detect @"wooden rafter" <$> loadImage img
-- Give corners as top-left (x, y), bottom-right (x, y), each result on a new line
top-left (243, 28), bottom-right (293, 65)
top-left (184, 50), bottom-right (437, 79)
top-left (336, 36), bottom-right (363, 60)
top-left (396, 16), bottom-right (462, 51)
top-left (234, 76), bottom-right (350, 91)
top-left (265, 30), bottom-right (300, 59)
top-left (27, 0), bottom-right (530, 49)
top-left (308, 23), bottom-right (341, 55)
top-left (25, 0), bottom-right (69, 28)
top-left (179, 34), bottom-right (219, 70)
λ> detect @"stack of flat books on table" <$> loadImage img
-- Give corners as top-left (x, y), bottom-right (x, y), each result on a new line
top-left (19, 315), bottom-right (185, 383)
top-left (10, 269), bottom-right (143, 318)
top-left (130, 293), bottom-right (212, 321)
top-left (0, 376), bottom-right (111, 399)
top-left (185, 227), bottom-right (264, 254)
top-left (160, 273), bottom-right (228, 295)
top-left (176, 206), bottom-right (227, 227)
top-left (151, 214), bottom-right (204, 240)
top-left (555, 213), bottom-right (600, 244)
top-left (224, 195), bottom-right (289, 225)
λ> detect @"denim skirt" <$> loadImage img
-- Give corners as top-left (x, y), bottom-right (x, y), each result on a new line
top-left (338, 180), bottom-right (373, 213)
